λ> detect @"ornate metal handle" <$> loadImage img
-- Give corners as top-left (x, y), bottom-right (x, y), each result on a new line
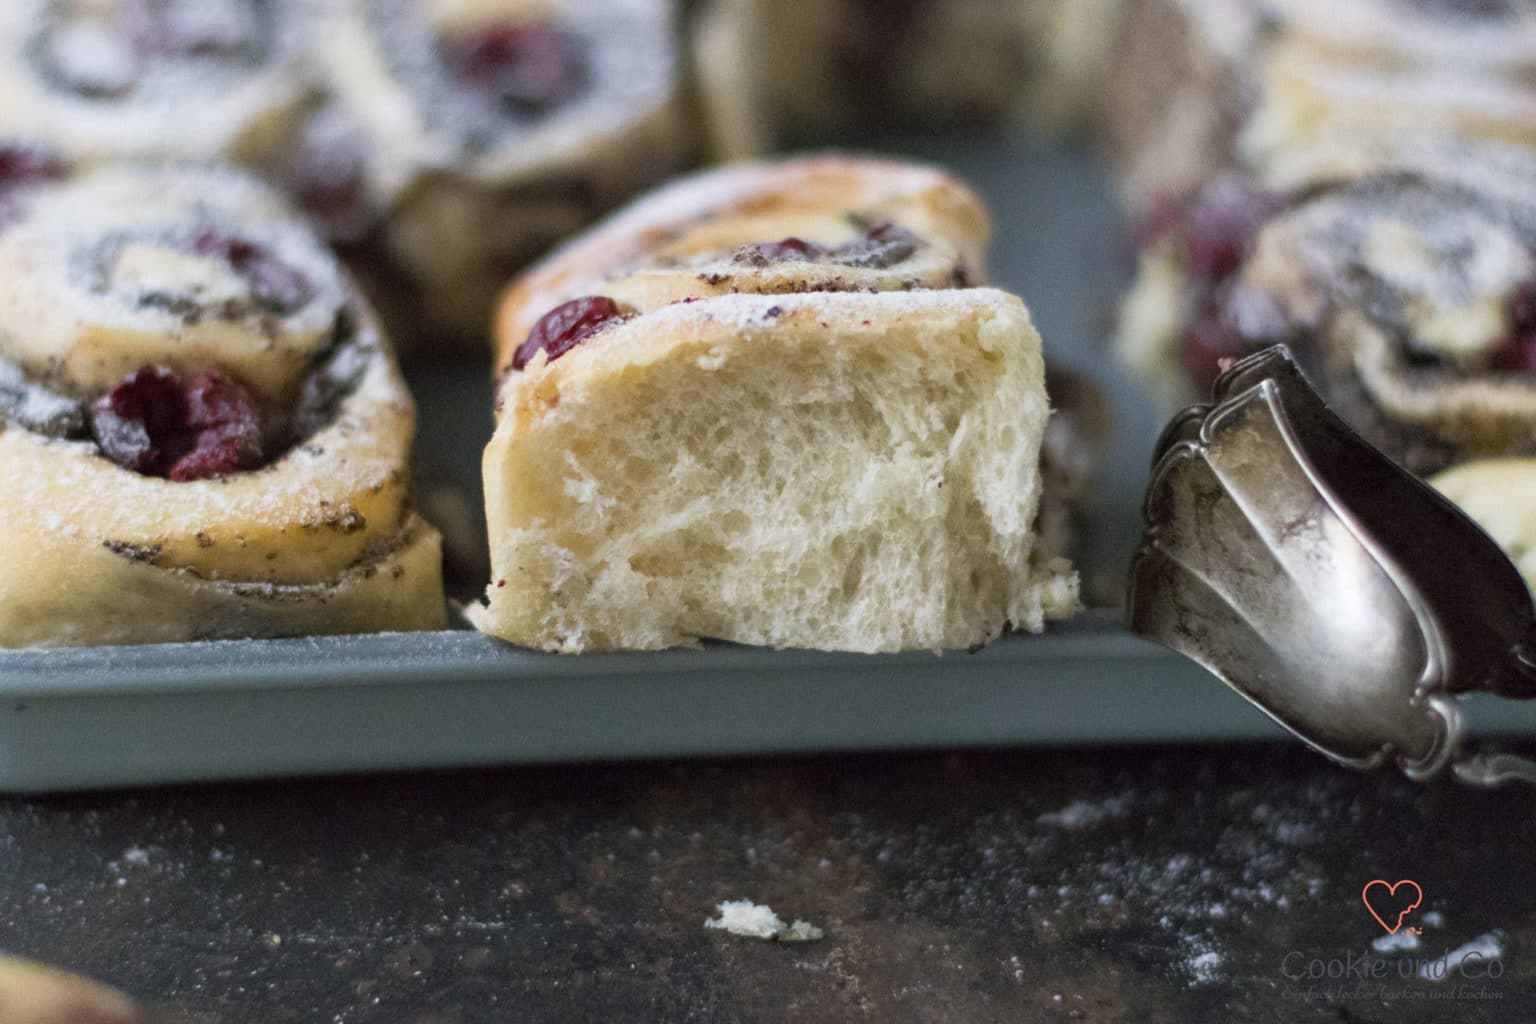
top-left (1130, 346), bottom-right (1536, 787)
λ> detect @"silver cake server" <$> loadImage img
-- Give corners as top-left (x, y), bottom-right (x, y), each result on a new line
top-left (1128, 345), bottom-right (1536, 787)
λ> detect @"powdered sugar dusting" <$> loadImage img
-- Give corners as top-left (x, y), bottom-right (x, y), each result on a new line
top-left (643, 288), bottom-right (1029, 338)
top-left (1420, 931), bottom-right (1504, 982)
top-left (946, 776), bottom-right (1351, 992)
top-left (1184, 944), bottom-right (1223, 986)
top-left (1037, 794), bottom-right (1134, 829)
top-left (1372, 928), bottom-right (1421, 953)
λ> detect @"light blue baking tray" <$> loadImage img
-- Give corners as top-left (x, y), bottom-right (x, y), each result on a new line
top-left (6, 613), bottom-right (1536, 791)
top-left (5, 136), bottom-right (1533, 792)
top-left (0, 615), bottom-right (1269, 791)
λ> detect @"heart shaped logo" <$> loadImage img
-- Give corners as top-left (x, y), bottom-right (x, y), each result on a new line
top-left (1362, 879), bottom-right (1423, 934)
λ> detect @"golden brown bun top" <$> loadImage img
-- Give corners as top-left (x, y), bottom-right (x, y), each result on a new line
top-left (494, 154), bottom-right (992, 376)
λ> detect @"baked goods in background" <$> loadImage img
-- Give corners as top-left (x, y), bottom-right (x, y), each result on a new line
top-left (690, 0), bottom-right (1119, 159)
top-left (1097, 0), bottom-right (1536, 211)
top-left (1021, 0), bottom-right (1125, 133)
top-left (692, 0), bottom-right (1028, 157)
top-left (1433, 458), bottom-right (1536, 590)
top-left (307, 0), bottom-right (691, 343)
top-left (0, 0), bottom-right (695, 350)
top-left (1095, 0), bottom-right (1259, 210)
top-left (1038, 365), bottom-right (1110, 566)
top-left (1103, 0), bottom-right (1536, 598)
top-left (0, 0), bottom-right (314, 175)
top-left (0, 164), bottom-right (444, 647)
top-left (1116, 136), bottom-right (1536, 477)
top-left (1113, 134), bottom-right (1536, 592)
top-left (0, 0), bottom-right (1133, 353)
top-left (473, 156), bottom-right (1078, 652)
top-left (1243, 0), bottom-right (1536, 169)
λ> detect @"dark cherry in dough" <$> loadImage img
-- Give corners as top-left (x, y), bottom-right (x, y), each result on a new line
top-left (0, 145), bottom-right (64, 187)
top-left (90, 366), bottom-right (265, 481)
top-left (441, 24), bottom-right (587, 115)
top-left (512, 295), bottom-right (625, 370)
top-left (1136, 177), bottom-right (1286, 392)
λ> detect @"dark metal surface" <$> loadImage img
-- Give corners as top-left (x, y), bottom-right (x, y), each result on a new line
top-left (2, 746), bottom-right (1533, 1022)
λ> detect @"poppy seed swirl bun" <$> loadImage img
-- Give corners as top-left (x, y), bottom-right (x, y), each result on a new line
top-left (0, 0), bottom-right (313, 172)
top-left (0, 164), bottom-right (444, 647)
top-left (312, 0), bottom-right (690, 342)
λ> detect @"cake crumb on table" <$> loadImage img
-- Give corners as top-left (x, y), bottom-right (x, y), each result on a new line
top-left (705, 900), bottom-right (824, 943)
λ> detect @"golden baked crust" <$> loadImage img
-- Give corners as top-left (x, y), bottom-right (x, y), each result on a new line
top-left (494, 154), bottom-right (992, 376)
